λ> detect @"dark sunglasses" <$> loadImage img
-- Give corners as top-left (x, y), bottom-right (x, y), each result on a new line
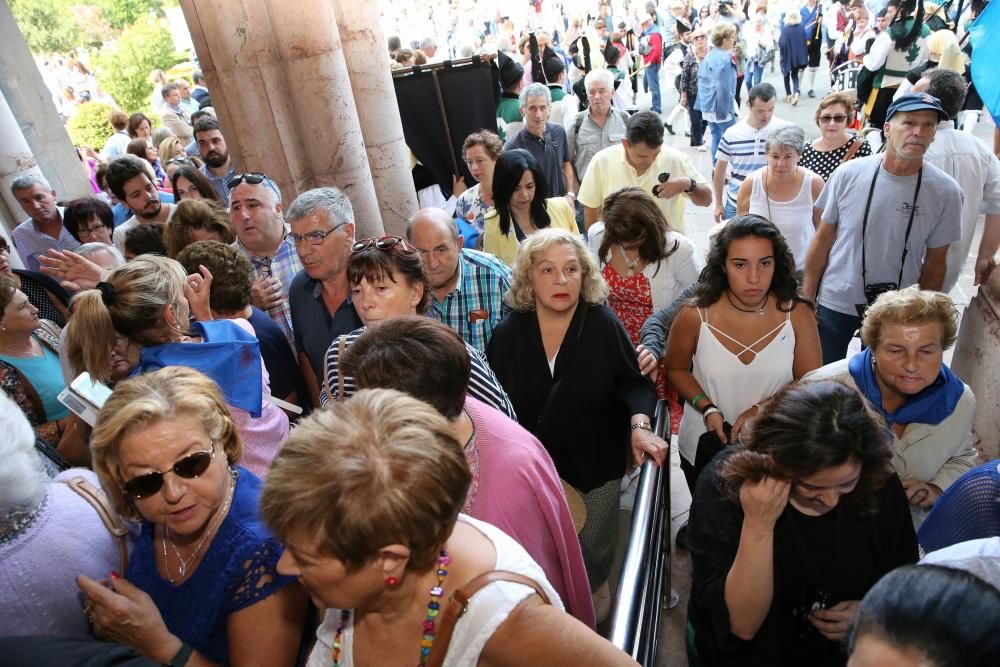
top-left (351, 236), bottom-right (407, 254)
top-left (120, 448), bottom-right (216, 499)
top-left (166, 157), bottom-right (193, 166)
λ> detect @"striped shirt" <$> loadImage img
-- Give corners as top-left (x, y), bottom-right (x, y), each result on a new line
top-left (428, 249), bottom-right (512, 355)
top-left (716, 117), bottom-right (790, 209)
top-left (320, 327), bottom-right (518, 421)
top-left (234, 230), bottom-right (303, 353)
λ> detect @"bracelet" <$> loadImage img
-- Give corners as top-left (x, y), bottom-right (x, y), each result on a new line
top-left (690, 392), bottom-right (707, 407)
top-left (699, 402), bottom-right (719, 415)
top-left (702, 406), bottom-right (722, 425)
top-left (630, 421), bottom-right (652, 432)
top-left (164, 643), bottom-right (193, 667)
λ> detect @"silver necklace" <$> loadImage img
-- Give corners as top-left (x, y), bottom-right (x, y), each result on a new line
top-left (161, 471), bottom-right (236, 583)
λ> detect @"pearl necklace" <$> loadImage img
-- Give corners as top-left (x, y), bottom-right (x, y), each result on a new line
top-left (161, 470), bottom-right (237, 584)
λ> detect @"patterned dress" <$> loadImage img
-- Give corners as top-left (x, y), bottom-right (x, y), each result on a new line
top-left (603, 266), bottom-right (683, 434)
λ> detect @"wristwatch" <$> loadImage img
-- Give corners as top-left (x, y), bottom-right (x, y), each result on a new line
top-left (684, 178), bottom-right (698, 194)
top-left (630, 420), bottom-right (652, 432)
top-left (164, 643), bottom-right (194, 667)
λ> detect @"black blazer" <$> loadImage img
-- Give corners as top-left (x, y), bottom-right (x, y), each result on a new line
top-left (487, 302), bottom-right (656, 491)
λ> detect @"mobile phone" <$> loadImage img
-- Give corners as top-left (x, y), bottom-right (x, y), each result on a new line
top-left (58, 373), bottom-right (113, 426)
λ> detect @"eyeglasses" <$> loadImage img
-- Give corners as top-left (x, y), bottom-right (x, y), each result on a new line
top-left (288, 222), bottom-right (348, 246)
top-left (120, 447), bottom-right (216, 499)
top-left (77, 224), bottom-right (108, 236)
top-left (166, 157), bottom-right (193, 166)
top-left (351, 236), bottom-right (407, 254)
top-left (819, 114), bottom-right (849, 124)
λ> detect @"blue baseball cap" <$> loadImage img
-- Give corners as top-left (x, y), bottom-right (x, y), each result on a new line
top-left (885, 93), bottom-right (949, 122)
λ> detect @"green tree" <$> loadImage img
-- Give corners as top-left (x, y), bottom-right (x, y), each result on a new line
top-left (94, 19), bottom-right (181, 113)
top-left (9, 0), bottom-right (81, 54)
top-left (67, 101), bottom-right (114, 151)
top-left (94, 0), bottom-right (164, 31)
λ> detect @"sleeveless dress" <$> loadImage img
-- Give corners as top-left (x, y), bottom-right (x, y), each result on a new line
top-left (746, 167), bottom-right (816, 272)
top-left (677, 307), bottom-right (796, 465)
top-left (306, 514), bottom-right (564, 667)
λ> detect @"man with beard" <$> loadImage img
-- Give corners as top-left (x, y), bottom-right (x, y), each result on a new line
top-left (10, 174), bottom-right (79, 271)
top-left (406, 208), bottom-right (512, 354)
top-left (108, 156), bottom-right (177, 254)
top-left (195, 117), bottom-right (236, 205)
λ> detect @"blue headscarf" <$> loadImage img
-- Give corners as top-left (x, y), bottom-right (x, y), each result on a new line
top-left (847, 348), bottom-right (964, 427)
top-left (135, 320), bottom-right (264, 417)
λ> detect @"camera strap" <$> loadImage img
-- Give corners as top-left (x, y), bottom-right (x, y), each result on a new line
top-left (860, 162), bottom-right (923, 290)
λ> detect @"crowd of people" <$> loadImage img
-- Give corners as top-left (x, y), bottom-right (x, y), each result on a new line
top-left (1, 0), bottom-right (999, 666)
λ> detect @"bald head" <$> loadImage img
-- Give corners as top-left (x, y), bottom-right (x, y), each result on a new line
top-left (406, 208), bottom-right (462, 293)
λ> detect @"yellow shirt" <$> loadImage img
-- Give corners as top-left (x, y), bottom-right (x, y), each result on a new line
top-left (577, 144), bottom-right (709, 233)
top-left (483, 197), bottom-right (580, 267)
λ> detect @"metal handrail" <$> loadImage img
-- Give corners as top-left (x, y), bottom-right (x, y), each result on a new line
top-left (609, 399), bottom-right (672, 664)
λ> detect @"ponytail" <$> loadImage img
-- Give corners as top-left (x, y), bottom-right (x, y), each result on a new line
top-left (66, 290), bottom-right (118, 382)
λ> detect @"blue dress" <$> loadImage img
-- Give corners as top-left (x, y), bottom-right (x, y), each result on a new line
top-left (126, 468), bottom-right (295, 665)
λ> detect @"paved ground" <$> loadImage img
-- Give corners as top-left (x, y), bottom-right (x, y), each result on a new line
top-left (600, 63), bottom-right (996, 667)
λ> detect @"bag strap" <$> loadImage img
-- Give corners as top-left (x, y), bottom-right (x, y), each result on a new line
top-left (426, 570), bottom-right (551, 667)
top-left (841, 134), bottom-right (864, 164)
top-left (62, 476), bottom-right (130, 573)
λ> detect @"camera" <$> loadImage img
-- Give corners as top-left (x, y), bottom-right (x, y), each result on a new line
top-left (856, 282), bottom-right (897, 318)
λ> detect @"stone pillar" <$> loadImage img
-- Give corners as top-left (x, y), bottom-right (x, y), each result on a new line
top-left (334, 1), bottom-right (418, 236)
top-left (0, 1), bottom-right (91, 200)
top-left (0, 89), bottom-right (43, 247)
top-left (177, 0), bottom-right (384, 238)
top-left (951, 273), bottom-right (1000, 460)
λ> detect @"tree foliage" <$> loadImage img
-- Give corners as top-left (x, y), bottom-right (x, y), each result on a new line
top-left (67, 101), bottom-right (114, 151)
top-left (92, 0), bottom-right (163, 31)
top-left (9, 0), bottom-right (81, 54)
top-left (94, 19), bottom-right (182, 113)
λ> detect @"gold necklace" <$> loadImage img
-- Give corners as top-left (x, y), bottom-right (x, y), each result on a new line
top-left (161, 471), bottom-right (236, 583)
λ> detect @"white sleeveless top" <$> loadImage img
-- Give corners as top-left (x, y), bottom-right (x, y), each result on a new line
top-left (746, 167), bottom-right (816, 272)
top-left (305, 514), bottom-right (564, 667)
top-left (677, 307), bottom-right (796, 464)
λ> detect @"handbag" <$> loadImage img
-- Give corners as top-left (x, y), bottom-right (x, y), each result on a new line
top-left (841, 135), bottom-right (865, 164)
top-left (425, 570), bottom-right (552, 667)
top-left (62, 476), bottom-right (130, 573)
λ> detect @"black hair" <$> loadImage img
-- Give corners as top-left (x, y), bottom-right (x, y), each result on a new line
top-left (693, 214), bottom-right (812, 311)
top-left (889, 0), bottom-right (925, 53)
top-left (625, 110), bottom-right (665, 148)
top-left (63, 197), bottom-right (114, 241)
top-left (492, 149), bottom-right (551, 237)
top-left (925, 69), bottom-right (967, 121)
top-left (748, 82), bottom-right (777, 105)
top-left (105, 155), bottom-right (153, 202)
top-left (193, 116), bottom-right (221, 139)
top-left (170, 165), bottom-right (222, 203)
top-left (848, 565), bottom-right (1000, 667)
top-left (123, 223), bottom-right (167, 258)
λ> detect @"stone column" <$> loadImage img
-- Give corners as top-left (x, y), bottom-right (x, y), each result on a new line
top-left (178, 0), bottom-right (384, 238)
top-left (0, 88), bottom-right (43, 247)
top-left (951, 273), bottom-right (1000, 460)
top-left (334, 1), bottom-right (418, 236)
top-left (0, 1), bottom-right (91, 200)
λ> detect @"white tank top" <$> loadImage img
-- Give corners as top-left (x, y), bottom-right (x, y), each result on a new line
top-left (677, 307), bottom-right (796, 464)
top-left (747, 167), bottom-right (816, 272)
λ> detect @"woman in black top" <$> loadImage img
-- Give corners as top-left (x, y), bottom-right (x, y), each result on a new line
top-left (487, 228), bottom-right (667, 613)
top-left (687, 380), bottom-right (917, 667)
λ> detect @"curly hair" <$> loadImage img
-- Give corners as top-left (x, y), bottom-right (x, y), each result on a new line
top-left (462, 130), bottom-right (504, 160)
top-left (176, 240), bottom-right (253, 315)
top-left (165, 198), bottom-right (236, 258)
top-left (720, 380), bottom-right (893, 514)
top-left (692, 214), bottom-right (811, 312)
top-left (505, 228), bottom-right (608, 312)
top-left (597, 186), bottom-right (678, 272)
top-left (347, 239), bottom-right (432, 314)
top-left (860, 286), bottom-right (959, 351)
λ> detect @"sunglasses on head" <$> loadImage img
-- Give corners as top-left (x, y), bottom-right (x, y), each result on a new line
top-left (120, 447), bottom-right (217, 499)
top-left (166, 157), bottom-right (193, 166)
top-left (351, 236), bottom-right (407, 254)
top-left (226, 172), bottom-right (272, 190)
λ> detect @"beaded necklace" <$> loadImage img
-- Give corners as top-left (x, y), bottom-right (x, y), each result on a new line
top-left (332, 549), bottom-right (451, 666)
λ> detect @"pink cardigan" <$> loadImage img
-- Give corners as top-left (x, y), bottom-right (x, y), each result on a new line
top-left (464, 397), bottom-right (596, 628)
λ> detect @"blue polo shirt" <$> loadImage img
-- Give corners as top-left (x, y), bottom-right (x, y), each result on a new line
top-left (503, 122), bottom-right (571, 197)
top-left (288, 270), bottom-right (363, 385)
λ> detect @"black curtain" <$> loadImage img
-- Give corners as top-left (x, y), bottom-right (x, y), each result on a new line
top-left (393, 59), bottom-right (498, 198)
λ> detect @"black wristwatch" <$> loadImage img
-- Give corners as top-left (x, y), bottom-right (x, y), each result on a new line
top-left (684, 178), bottom-right (698, 194)
top-left (164, 643), bottom-right (193, 667)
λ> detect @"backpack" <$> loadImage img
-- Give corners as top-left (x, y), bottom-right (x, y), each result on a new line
top-left (573, 107), bottom-right (630, 140)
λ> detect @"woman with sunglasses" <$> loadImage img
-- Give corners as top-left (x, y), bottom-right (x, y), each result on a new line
top-left (171, 165), bottom-right (222, 204)
top-left (73, 366), bottom-right (307, 666)
top-left (483, 149), bottom-right (580, 267)
top-left (799, 92), bottom-right (872, 182)
top-left (66, 254), bottom-right (290, 477)
top-left (321, 236), bottom-right (517, 419)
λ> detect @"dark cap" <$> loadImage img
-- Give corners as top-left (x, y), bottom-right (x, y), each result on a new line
top-left (885, 93), bottom-right (948, 122)
top-left (498, 50), bottom-right (524, 90)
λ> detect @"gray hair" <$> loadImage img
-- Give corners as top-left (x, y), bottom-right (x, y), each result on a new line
top-left (76, 242), bottom-right (126, 266)
top-left (585, 68), bottom-right (615, 92)
top-left (765, 125), bottom-right (806, 155)
top-left (519, 82), bottom-right (551, 109)
top-left (419, 37), bottom-right (436, 50)
top-left (10, 173), bottom-right (52, 195)
top-left (0, 391), bottom-right (49, 515)
top-left (285, 187), bottom-right (355, 231)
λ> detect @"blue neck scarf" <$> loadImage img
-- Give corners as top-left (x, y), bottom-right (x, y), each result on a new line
top-left (135, 320), bottom-right (264, 417)
top-left (847, 348), bottom-right (964, 427)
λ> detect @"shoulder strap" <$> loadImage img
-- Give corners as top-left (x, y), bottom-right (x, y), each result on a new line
top-left (62, 476), bottom-right (129, 573)
top-left (426, 570), bottom-right (552, 667)
top-left (573, 112), bottom-right (585, 139)
top-left (1, 358), bottom-right (48, 422)
top-left (841, 134), bottom-right (864, 164)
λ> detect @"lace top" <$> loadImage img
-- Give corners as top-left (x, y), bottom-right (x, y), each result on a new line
top-left (126, 468), bottom-right (295, 664)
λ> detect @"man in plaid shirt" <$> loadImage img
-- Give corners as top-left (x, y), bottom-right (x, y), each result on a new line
top-left (407, 209), bottom-right (512, 355)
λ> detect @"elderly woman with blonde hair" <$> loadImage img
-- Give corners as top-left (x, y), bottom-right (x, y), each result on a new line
top-left (261, 388), bottom-right (639, 666)
top-left (487, 228), bottom-right (667, 621)
top-left (806, 287), bottom-right (978, 527)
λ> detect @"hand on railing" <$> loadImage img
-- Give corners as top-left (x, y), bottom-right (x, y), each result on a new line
top-left (631, 427), bottom-right (668, 467)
